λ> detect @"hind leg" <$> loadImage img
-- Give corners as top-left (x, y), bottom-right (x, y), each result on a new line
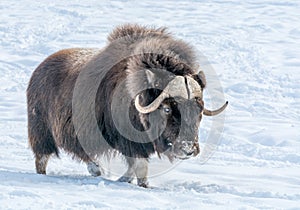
top-left (30, 132), bottom-right (58, 175)
top-left (35, 154), bottom-right (50, 174)
top-left (28, 109), bottom-right (58, 175)
top-left (31, 135), bottom-right (57, 175)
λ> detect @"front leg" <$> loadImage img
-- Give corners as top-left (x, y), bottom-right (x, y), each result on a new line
top-left (134, 158), bottom-right (149, 188)
top-left (117, 157), bottom-right (136, 183)
top-left (118, 157), bottom-right (149, 188)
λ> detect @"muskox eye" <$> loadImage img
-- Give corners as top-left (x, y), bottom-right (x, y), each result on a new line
top-left (164, 107), bottom-right (171, 113)
top-left (165, 138), bottom-right (173, 147)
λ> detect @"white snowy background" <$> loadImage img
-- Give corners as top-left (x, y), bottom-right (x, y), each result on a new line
top-left (0, 0), bottom-right (299, 209)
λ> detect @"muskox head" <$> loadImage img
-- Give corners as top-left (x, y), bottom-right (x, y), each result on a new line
top-left (132, 69), bottom-right (227, 160)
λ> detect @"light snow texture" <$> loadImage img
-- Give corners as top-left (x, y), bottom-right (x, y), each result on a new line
top-left (0, 0), bottom-right (299, 209)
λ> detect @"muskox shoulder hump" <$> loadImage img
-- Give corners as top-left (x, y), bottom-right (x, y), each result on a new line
top-left (107, 24), bottom-right (170, 42)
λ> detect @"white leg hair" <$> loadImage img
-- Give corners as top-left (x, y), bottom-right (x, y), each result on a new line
top-left (135, 158), bottom-right (149, 187)
top-left (118, 157), bottom-right (149, 187)
top-left (117, 157), bottom-right (136, 183)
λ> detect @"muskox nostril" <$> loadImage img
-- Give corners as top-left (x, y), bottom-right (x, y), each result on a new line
top-left (186, 151), bottom-right (194, 156)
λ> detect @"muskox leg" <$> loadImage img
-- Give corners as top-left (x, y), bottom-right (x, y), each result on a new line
top-left (118, 157), bottom-right (149, 187)
top-left (87, 161), bottom-right (102, 177)
top-left (118, 157), bottom-right (136, 183)
top-left (28, 108), bottom-right (59, 175)
top-left (35, 154), bottom-right (50, 174)
top-left (135, 158), bottom-right (149, 188)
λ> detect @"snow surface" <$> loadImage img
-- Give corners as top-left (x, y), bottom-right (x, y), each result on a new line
top-left (0, 0), bottom-right (300, 209)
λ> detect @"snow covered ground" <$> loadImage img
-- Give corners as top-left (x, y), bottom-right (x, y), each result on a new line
top-left (0, 0), bottom-right (299, 209)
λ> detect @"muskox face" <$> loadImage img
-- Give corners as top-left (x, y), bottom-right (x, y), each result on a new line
top-left (134, 70), bottom-right (227, 160)
top-left (152, 97), bottom-right (202, 160)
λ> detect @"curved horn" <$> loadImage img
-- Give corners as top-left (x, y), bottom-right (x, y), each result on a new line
top-left (135, 76), bottom-right (187, 114)
top-left (135, 92), bottom-right (169, 114)
top-left (203, 101), bottom-right (228, 116)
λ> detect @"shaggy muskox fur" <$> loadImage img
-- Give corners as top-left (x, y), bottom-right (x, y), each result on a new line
top-left (27, 24), bottom-right (212, 187)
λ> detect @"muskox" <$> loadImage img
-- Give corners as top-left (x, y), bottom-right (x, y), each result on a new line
top-left (27, 24), bottom-right (227, 187)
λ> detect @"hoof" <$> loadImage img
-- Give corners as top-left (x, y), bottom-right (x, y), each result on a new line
top-left (137, 178), bottom-right (149, 188)
top-left (117, 176), bottom-right (134, 183)
top-left (87, 162), bottom-right (101, 177)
